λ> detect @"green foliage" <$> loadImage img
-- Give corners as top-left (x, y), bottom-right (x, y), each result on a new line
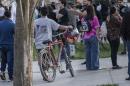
top-left (71, 42), bottom-right (123, 59)
top-left (74, 42), bottom-right (85, 59)
top-left (73, 42), bottom-right (111, 59)
top-left (33, 42), bottom-right (124, 60)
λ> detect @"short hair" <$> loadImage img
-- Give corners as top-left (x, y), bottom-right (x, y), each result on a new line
top-left (4, 11), bottom-right (11, 18)
top-left (0, 3), bottom-right (3, 7)
top-left (51, 2), bottom-right (56, 9)
top-left (59, 0), bottom-right (67, 6)
top-left (110, 7), bottom-right (116, 15)
top-left (40, 6), bottom-right (48, 16)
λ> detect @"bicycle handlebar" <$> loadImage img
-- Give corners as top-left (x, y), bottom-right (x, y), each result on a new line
top-left (53, 25), bottom-right (74, 36)
top-left (52, 30), bottom-right (67, 38)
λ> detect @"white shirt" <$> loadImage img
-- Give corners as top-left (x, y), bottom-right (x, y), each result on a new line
top-left (34, 16), bottom-right (60, 49)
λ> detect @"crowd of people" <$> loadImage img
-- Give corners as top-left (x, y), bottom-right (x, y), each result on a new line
top-left (0, 0), bottom-right (130, 82)
top-left (34, 0), bottom-right (130, 81)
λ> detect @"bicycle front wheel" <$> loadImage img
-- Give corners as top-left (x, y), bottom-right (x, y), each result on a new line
top-left (64, 48), bottom-right (75, 77)
top-left (38, 49), bottom-right (56, 82)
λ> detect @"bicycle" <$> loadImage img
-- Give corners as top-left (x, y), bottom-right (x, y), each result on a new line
top-left (37, 30), bottom-right (76, 82)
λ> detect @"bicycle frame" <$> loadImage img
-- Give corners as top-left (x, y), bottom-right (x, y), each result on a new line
top-left (45, 38), bottom-right (66, 71)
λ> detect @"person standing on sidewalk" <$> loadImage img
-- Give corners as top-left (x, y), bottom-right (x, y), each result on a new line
top-left (118, 0), bottom-right (128, 55)
top-left (82, 5), bottom-right (100, 70)
top-left (68, 0), bottom-right (100, 69)
top-left (0, 10), bottom-right (15, 81)
top-left (106, 6), bottom-right (122, 69)
top-left (80, 0), bottom-right (94, 65)
top-left (121, 8), bottom-right (130, 80)
top-left (57, 0), bottom-right (71, 59)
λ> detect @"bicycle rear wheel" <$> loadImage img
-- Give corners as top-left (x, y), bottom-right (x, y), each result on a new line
top-left (64, 48), bottom-right (75, 77)
top-left (38, 49), bottom-right (56, 82)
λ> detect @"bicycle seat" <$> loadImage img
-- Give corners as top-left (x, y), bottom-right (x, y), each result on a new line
top-left (42, 40), bottom-right (51, 44)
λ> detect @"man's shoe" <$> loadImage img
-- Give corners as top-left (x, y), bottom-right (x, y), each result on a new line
top-left (126, 77), bottom-right (130, 80)
top-left (112, 65), bottom-right (122, 69)
top-left (0, 72), bottom-right (6, 80)
top-left (81, 61), bottom-right (86, 65)
top-left (120, 51), bottom-right (126, 55)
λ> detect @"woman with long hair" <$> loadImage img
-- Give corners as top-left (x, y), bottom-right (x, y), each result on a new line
top-left (82, 5), bottom-right (100, 70)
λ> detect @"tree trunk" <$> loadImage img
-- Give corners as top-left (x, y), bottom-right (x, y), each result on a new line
top-left (14, 0), bottom-right (37, 86)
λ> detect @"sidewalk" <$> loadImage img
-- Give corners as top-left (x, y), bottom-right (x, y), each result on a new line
top-left (0, 55), bottom-right (130, 86)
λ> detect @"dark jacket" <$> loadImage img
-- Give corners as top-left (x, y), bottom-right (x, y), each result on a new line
top-left (0, 18), bottom-right (15, 45)
top-left (121, 11), bottom-right (130, 41)
top-left (59, 8), bottom-right (69, 25)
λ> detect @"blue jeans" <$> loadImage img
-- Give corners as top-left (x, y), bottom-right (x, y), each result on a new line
top-left (127, 40), bottom-right (130, 76)
top-left (0, 45), bottom-right (14, 79)
top-left (84, 36), bottom-right (99, 70)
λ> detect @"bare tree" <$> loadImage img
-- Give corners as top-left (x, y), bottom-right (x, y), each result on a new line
top-left (14, 0), bottom-right (39, 86)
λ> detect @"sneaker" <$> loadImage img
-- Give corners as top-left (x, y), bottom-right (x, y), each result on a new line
top-left (112, 65), bottom-right (122, 69)
top-left (0, 72), bottom-right (6, 80)
top-left (7, 80), bottom-right (13, 82)
top-left (7, 79), bottom-right (13, 82)
top-left (126, 77), bottom-right (130, 80)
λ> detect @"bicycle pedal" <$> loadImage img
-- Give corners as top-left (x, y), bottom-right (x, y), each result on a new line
top-left (60, 70), bottom-right (65, 74)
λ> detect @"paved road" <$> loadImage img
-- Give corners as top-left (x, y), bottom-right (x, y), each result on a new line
top-left (0, 55), bottom-right (130, 86)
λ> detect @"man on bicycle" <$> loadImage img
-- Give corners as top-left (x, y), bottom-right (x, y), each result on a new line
top-left (34, 6), bottom-right (72, 50)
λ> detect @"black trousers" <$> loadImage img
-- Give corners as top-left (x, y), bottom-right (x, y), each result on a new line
top-left (108, 37), bottom-right (120, 66)
top-left (0, 45), bottom-right (14, 79)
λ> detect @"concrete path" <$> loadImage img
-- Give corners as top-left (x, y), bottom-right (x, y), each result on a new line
top-left (0, 55), bottom-right (130, 86)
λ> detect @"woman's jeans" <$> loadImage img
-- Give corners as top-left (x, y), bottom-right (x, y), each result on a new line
top-left (127, 40), bottom-right (130, 76)
top-left (84, 36), bottom-right (99, 70)
top-left (108, 37), bottom-right (120, 66)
